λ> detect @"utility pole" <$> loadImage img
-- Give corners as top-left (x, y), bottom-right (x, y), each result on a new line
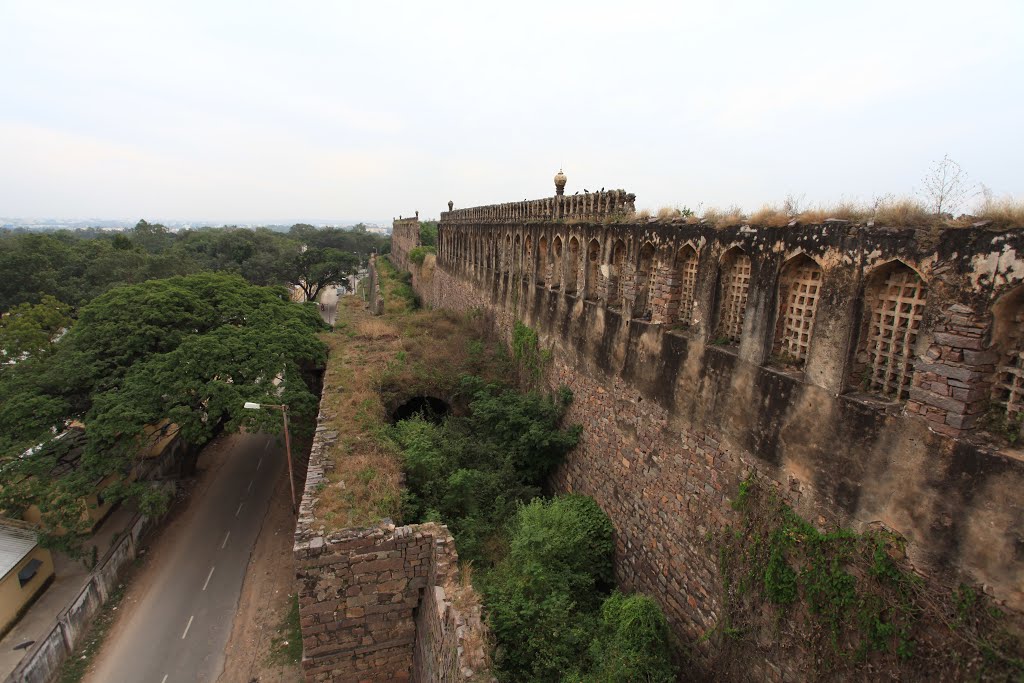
top-left (242, 402), bottom-right (298, 513)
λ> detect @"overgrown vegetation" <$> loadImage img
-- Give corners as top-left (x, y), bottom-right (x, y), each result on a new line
top-left (268, 594), bottom-right (303, 666)
top-left (0, 273), bottom-right (327, 552)
top-left (407, 245), bottom-right (435, 265)
top-left (483, 497), bottom-right (677, 682)
top-left (376, 255), bottom-right (419, 311)
top-left (511, 319), bottom-right (553, 385)
top-left (389, 376), bottom-right (579, 566)
top-left (419, 220), bottom-right (438, 248)
top-left (0, 220), bottom-right (388, 311)
top-left (713, 477), bottom-right (1024, 680)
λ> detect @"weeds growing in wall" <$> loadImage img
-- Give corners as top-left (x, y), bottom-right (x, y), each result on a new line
top-left (408, 245), bottom-right (435, 265)
top-left (378, 256), bottom-right (420, 310)
top-left (713, 477), bottom-right (1024, 681)
top-left (512, 319), bottom-right (553, 386)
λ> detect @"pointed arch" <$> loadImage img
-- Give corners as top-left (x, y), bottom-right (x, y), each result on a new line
top-left (772, 253), bottom-right (822, 366)
top-left (584, 238), bottom-right (601, 300)
top-left (853, 260), bottom-right (927, 400)
top-left (551, 235), bottom-right (563, 289)
top-left (633, 242), bottom-right (657, 318)
top-left (567, 236), bottom-right (581, 294)
top-left (537, 235), bottom-right (548, 286)
top-left (608, 238), bottom-right (628, 307)
top-left (669, 245), bottom-right (699, 326)
top-left (715, 247), bottom-right (752, 344)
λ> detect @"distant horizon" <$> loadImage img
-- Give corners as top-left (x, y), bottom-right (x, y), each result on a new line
top-left (0, 216), bottom-right (401, 230)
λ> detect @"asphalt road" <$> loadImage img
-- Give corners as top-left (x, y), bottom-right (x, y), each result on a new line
top-left (87, 432), bottom-right (286, 683)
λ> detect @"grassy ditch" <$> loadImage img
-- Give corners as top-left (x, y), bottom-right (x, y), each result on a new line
top-left (713, 477), bottom-right (1024, 680)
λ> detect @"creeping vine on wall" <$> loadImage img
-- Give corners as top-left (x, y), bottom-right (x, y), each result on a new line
top-left (712, 478), bottom-right (1024, 681)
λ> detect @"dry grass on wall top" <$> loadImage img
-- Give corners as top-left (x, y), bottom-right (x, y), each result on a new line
top-left (311, 267), bottom-right (506, 533)
top-left (626, 196), bottom-right (1024, 230)
top-left (315, 320), bottom-right (404, 529)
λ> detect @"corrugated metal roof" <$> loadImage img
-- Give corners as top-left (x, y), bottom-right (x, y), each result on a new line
top-left (0, 523), bottom-right (39, 578)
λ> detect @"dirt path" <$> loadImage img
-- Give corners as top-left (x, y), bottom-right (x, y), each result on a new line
top-left (217, 458), bottom-right (303, 683)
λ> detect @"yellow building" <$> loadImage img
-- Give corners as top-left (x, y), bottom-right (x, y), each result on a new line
top-left (0, 521), bottom-right (54, 638)
top-left (19, 429), bottom-right (119, 535)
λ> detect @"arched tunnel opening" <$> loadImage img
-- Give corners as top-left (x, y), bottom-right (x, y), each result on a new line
top-left (390, 396), bottom-right (451, 424)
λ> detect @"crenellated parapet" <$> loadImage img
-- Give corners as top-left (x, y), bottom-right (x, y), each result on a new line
top-left (441, 189), bottom-right (636, 225)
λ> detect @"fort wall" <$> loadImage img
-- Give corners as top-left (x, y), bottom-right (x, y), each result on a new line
top-left (391, 217), bottom-right (421, 271)
top-left (408, 199), bottom-right (1024, 677)
top-left (294, 368), bottom-right (488, 682)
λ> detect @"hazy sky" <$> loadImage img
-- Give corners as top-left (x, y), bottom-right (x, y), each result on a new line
top-left (1, 0), bottom-right (1021, 223)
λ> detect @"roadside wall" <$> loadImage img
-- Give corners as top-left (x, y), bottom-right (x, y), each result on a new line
top-left (409, 209), bottom-right (1024, 678)
top-left (294, 379), bottom-right (488, 682)
top-left (5, 508), bottom-right (164, 683)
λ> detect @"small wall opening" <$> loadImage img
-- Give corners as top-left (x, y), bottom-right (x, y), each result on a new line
top-left (391, 396), bottom-right (451, 424)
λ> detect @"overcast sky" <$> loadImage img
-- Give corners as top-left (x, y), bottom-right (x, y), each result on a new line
top-left (1, 0), bottom-right (1021, 223)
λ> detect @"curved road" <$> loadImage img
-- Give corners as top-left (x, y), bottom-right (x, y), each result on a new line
top-left (87, 432), bottom-right (285, 683)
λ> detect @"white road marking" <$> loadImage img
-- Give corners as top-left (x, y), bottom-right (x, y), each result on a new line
top-left (202, 566), bottom-right (215, 591)
top-left (221, 531), bottom-right (230, 549)
top-left (264, 441), bottom-right (270, 452)
top-left (257, 456), bottom-right (263, 471)
top-left (247, 478), bottom-right (254, 493)
top-left (235, 502), bottom-right (244, 517)
top-left (161, 675), bottom-right (168, 683)
top-left (181, 615), bottom-right (194, 640)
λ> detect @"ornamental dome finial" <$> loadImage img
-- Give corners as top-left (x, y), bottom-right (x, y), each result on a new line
top-left (554, 168), bottom-right (567, 196)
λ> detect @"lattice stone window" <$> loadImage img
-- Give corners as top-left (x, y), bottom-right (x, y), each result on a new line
top-left (774, 259), bottom-right (822, 365)
top-left (992, 305), bottom-right (1024, 421)
top-left (716, 251), bottom-right (751, 344)
top-left (673, 247), bottom-right (699, 325)
top-left (862, 268), bottom-right (927, 400)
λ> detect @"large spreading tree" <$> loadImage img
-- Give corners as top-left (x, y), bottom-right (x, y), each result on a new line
top-left (0, 272), bottom-right (328, 549)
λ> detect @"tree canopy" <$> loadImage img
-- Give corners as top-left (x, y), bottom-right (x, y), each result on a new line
top-left (0, 222), bottom-right (388, 311)
top-left (0, 273), bottom-right (328, 549)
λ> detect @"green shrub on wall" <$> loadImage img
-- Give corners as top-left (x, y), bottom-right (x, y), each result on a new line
top-left (485, 495), bottom-right (613, 681)
top-left (408, 245), bottom-right (435, 265)
top-left (582, 593), bottom-right (677, 683)
top-left (388, 375), bottom-right (580, 566)
top-left (484, 496), bottom-right (677, 683)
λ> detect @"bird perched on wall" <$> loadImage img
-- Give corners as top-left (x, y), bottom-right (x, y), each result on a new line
top-left (584, 189), bottom-right (589, 193)
top-left (600, 187), bottom-right (604, 192)
top-left (574, 191), bottom-right (579, 195)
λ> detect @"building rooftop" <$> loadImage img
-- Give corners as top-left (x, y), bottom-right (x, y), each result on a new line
top-left (0, 522), bottom-right (39, 578)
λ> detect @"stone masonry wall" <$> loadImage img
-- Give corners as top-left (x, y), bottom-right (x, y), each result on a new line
top-left (407, 212), bottom-right (1024, 680)
top-left (294, 357), bottom-right (489, 682)
top-left (391, 217), bottom-right (421, 271)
